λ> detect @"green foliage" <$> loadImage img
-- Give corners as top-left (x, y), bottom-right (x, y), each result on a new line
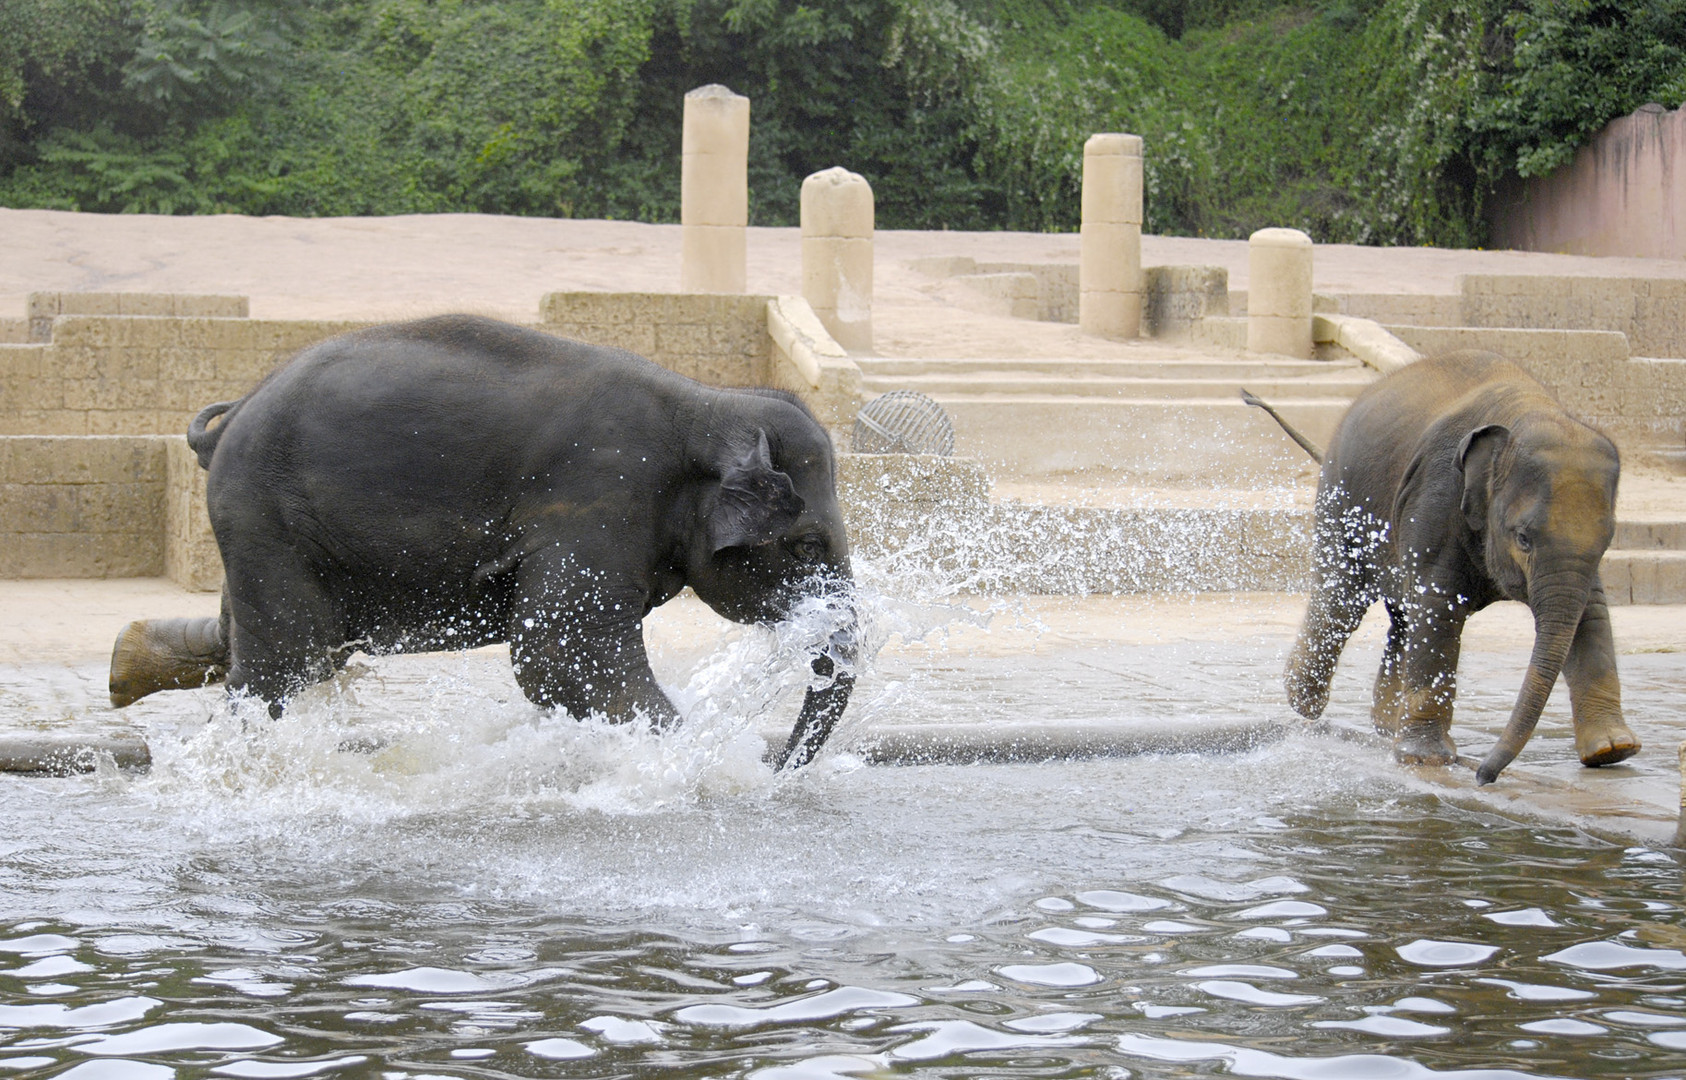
top-left (1, 0), bottom-right (1682, 246)
top-left (1468, 0), bottom-right (1686, 179)
top-left (123, 0), bottom-right (292, 113)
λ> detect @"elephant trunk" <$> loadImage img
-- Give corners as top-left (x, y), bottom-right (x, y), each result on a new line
top-left (1475, 571), bottom-right (1589, 785)
top-left (774, 603), bottom-right (857, 770)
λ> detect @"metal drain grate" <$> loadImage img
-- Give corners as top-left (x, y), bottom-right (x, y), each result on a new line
top-left (851, 390), bottom-right (955, 456)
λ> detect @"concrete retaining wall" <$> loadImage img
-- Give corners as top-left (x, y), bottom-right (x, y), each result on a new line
top-left (26, 292), bottom-right (248, 342)
top-left (1488, 102), bottom-right (1685, 261)
top-left (0, 317), bottom-right (367, 436)
top-left (1458, 274), bottom-right (1686, 360)
top-left (0, 435), bottom-right (168, 578)
top-left (1387, 324), bottom-right (1686, 449)
top-left (539, 291), bottom-right (771, 387)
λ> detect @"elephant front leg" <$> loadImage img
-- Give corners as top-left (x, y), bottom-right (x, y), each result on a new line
top-left (508, 573), bottom-right (679, 728)
top-left (1563, 579), bottom-right (1640, 767)
top-left (1393, 601), bottom-right (1468, 767)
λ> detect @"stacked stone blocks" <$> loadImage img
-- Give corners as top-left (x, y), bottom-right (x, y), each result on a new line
top-left (539, 292), bottom-right (771, 389)
top-left (26, 292), bottom-right (247, 342)
top-left (0, 315), bottom-right (365, 436)
top-left (0, 435), bottom-right (168, 578)
top-left (1458, 275), bottom-right (1686, 360)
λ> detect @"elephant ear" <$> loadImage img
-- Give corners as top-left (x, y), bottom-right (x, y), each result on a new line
top-left (1456, 424), bottom-right (1511, 533)
top-left (707, 430), bottom-right (805, 553)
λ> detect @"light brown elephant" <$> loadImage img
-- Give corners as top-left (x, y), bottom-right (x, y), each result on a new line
top-left (1246, 350), bottom-right (1639, 784)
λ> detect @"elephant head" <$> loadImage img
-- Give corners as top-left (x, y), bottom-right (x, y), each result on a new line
top-left (684, 411), bottom-right (856, 769)
top-left (1460, 417), bottom-right (1621, 784)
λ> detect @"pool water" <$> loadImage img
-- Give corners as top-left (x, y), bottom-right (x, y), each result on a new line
top-left (3, 588), bottom-right (1684, 1079)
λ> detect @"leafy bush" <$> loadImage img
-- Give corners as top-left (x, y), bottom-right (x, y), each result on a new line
top-left (1, 0), bottom-right (1682, 244)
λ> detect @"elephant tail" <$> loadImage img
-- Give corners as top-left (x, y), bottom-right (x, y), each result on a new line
top-left (1241, 389), bottom-right (1323, 463)
top-left (186, 399), bottom-right (243, 470)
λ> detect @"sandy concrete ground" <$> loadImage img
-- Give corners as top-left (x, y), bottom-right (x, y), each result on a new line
top-left (7, 209), bottom-right (1686, 358)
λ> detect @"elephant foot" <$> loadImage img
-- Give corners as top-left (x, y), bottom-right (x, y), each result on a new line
top-left (1284, 654), bottom-right (1330, 721)
top-left (109, 618), bottom-right (228, 708)
top-left (1393, 723), bottom-right (1458, 768)
top-left (1575, 719), bottom-right (1641, 768)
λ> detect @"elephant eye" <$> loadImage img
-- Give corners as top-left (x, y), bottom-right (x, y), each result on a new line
top-left (1514, 530), bottom-right (1533, 553)
top-left (793, 535), bottom-right (827, 563)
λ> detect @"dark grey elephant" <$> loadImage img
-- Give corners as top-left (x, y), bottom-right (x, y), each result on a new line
top-left (110, 315), bottom-right (856, 768)
top-left (1248, 350), bottom-right (1639, 784)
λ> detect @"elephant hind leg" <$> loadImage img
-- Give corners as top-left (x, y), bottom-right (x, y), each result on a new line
top-left (221, 549), bottom-right (347, 716)
top-left (109, 617), bottom-right (229, 707)
top-left (1286, 588), bottom-right (1370, 721)
top-left (1370, 602), bottom-right (1407, 736)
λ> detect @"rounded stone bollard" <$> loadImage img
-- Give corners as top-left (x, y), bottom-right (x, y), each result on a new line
top-left (681, 84), bottom-right (750, 293)
top-left (1247, 227), bottom-right (1314, 358)
top-left (1079, 133), bottom-right (1143, 340)
top-left (801, 167), bottom-right (874, 353)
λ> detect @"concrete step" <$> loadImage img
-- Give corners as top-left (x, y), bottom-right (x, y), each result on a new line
top-left (1601, 550), bottom-right (1686, 605)
top-left (924, 395), bottom-right (1342, 486)
top-left (858, 356), bottom-right (1364, 380)
top-left (836, 458), bottom-right (1686, 603)
top-left (862, 372), bottom-right (1375, 400)
top-left (1615, 519), bottom-right (1686, 550)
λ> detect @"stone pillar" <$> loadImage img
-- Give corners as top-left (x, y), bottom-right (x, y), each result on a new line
top-left (1079, 133), bottom-right (1143, 339)
top-left (681, 84), bottom-right (750, 293)
top-left (801, 167), bottom-right (874, 353)
top-left (1247, 227), bottom-right (1314, 357)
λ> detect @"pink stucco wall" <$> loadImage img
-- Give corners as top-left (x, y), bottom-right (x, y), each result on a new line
top-left (1488, 103), bottom-right (1685, 260)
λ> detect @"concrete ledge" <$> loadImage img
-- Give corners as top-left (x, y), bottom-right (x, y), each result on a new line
top-left (1458, 274), bottom-right (1686, 359)
top-left (27, 291), bottom-right (248, 342)
top-left (1313, 314), bottom-right (1421, 374)
top-left (845, 719), bottom-right (1284, 765)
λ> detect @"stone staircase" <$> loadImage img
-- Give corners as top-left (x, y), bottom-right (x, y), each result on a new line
top-left (1604, 518), bottom-right (1686, 604)
top-left (852, 344), bottom-right (1685, 603)
top-left (856, 353), bottom-right (1373, 487)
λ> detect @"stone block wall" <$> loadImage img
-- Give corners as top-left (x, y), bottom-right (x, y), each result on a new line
top-left (164, 437), bottom-right (222, 592)
top-left (539, 292), bottom-right (771, 387)
top-left (0, 435), bottom-right (167, 577)
top-left (540, 291), bottom-right (861, 436)
top-left (27, 292), bottom-right (248, 342)
top-left (1458, 275), bottom-right (1686, 359)
top-left (1333, 293), bottom-right (1462, 327)
top-left (1387, 324), bottom-right (1686, 449)
top-left (0, 316), bottom-right (366, 436)
top-left (1142, 266), bottom-right (1230, 340)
